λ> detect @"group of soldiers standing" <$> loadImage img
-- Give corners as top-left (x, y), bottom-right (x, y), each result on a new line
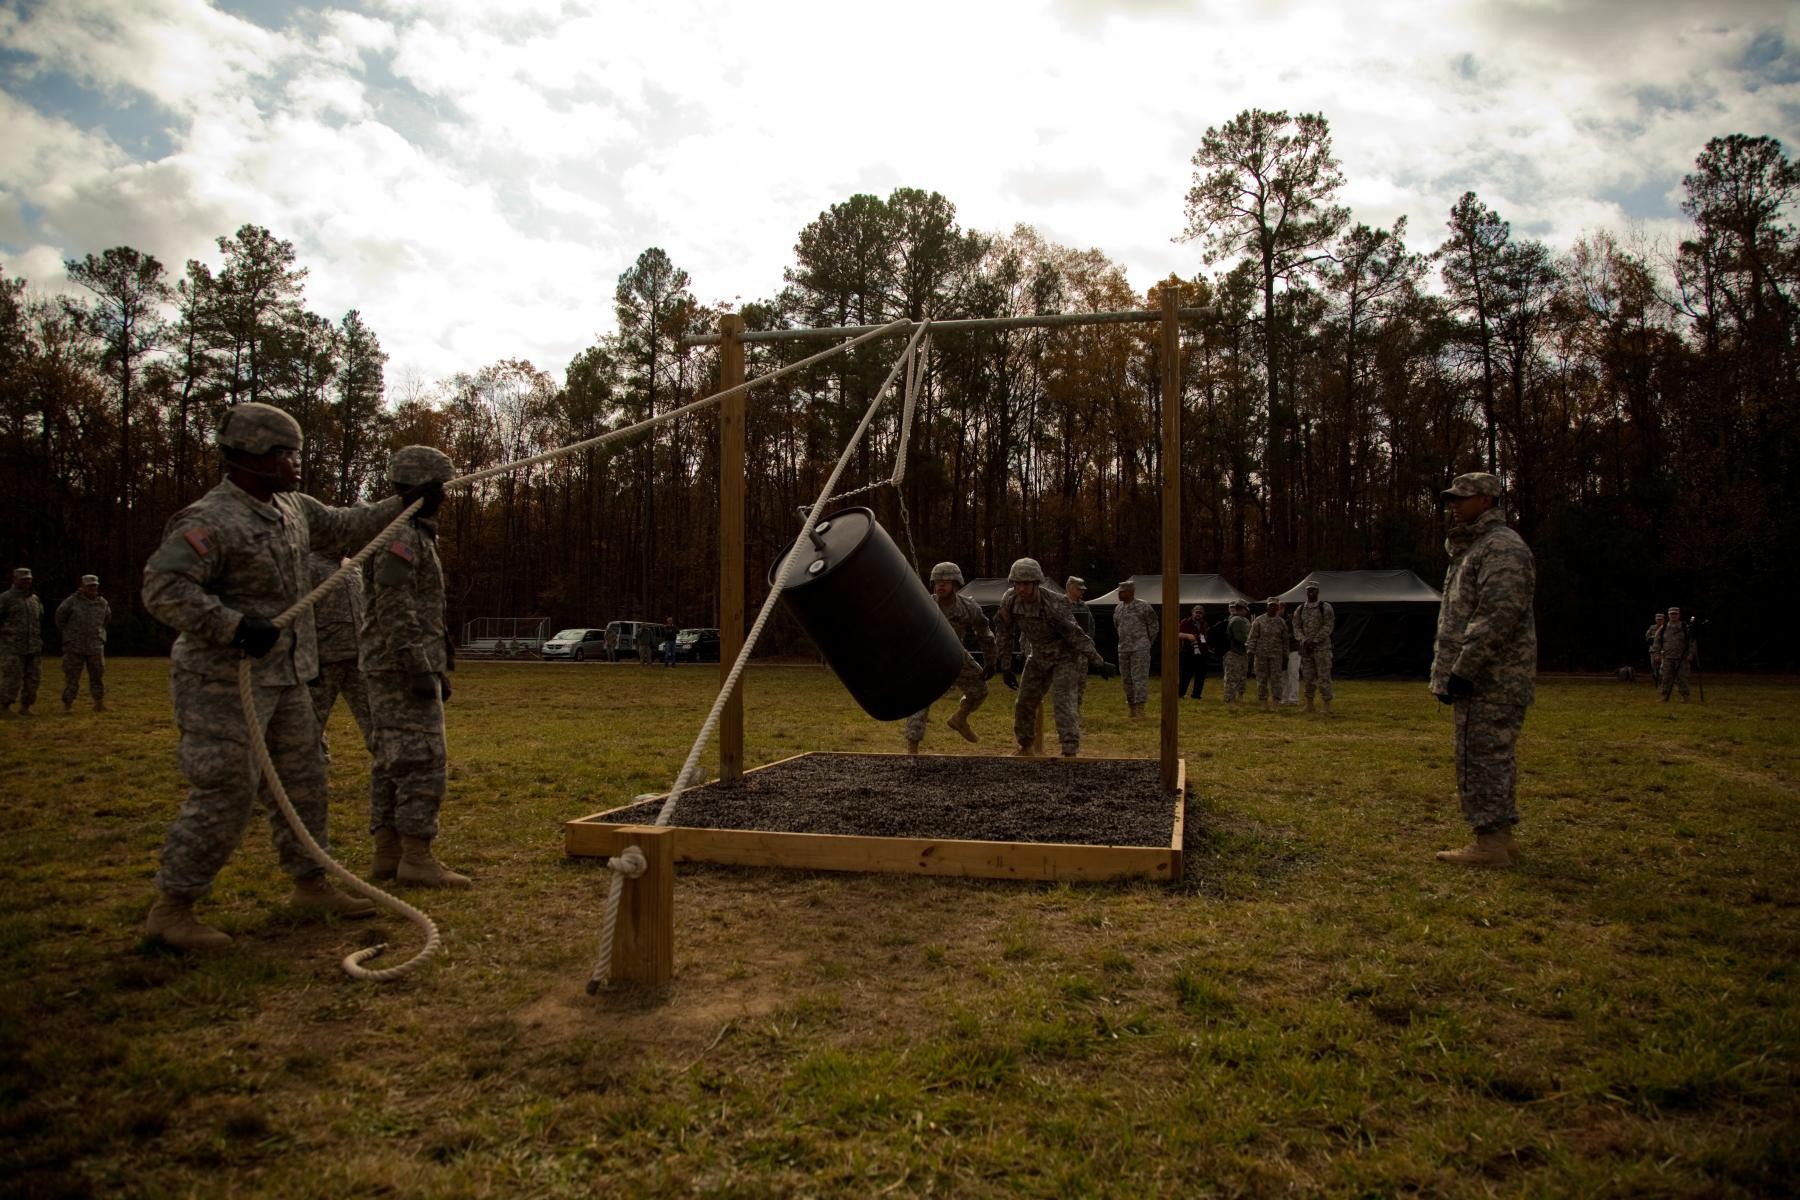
top-left (0, 567), bottom-right (113, 715)
top-left (1644, 609), bottom-right (1697, 701)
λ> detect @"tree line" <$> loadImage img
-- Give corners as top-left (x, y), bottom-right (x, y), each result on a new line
top-left (2, 112), bottom-right (1795, 670)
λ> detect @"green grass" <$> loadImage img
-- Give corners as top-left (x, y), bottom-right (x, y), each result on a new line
top-left (1, 661), bottom-right (1796, 1196)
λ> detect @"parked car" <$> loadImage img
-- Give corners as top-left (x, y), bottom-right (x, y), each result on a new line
top-left (676, 627), bottom-right (721, 662)
top-left (541, 628), bottom-right (607, 661)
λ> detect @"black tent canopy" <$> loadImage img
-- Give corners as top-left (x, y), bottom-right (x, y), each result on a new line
top-left (1275, 570), bottom-right (1443, 678)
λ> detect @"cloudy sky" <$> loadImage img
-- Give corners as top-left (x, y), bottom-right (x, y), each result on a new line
top-left (3, 0), bottom-right (1796, 385)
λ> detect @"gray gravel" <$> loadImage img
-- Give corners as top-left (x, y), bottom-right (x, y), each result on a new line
top-left (603, 754), bottom-right (1178, 847)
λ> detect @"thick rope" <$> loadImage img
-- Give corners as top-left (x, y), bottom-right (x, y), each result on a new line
top-left (585, 321), bottom-right (932, 991)
top-left (239, 319), bottom-right (909, 982)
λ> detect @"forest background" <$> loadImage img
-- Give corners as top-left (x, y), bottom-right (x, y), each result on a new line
top-left (2, 111), bottom-right (1796, 671)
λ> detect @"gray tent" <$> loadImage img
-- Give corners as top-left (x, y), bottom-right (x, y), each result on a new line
top-left (1274, 570), bottom-right (1443, 678)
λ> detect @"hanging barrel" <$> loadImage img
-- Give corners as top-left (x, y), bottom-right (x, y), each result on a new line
top-left (770, 507), bottom-right (964, 720)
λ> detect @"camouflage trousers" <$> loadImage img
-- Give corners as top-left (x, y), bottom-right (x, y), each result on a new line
top-left (157, 672), bottom-right (330, 900)
top-left (1253, 653), bottom-right (1284, 703)
top-left (1014, 655), bottom-right (1088, 755)
top-left (61, 652), bottom-right (104, 707)
top-left (366, 669), bottom-right (447, 840)
top-left (310, 658), bottom-right (374, 756)
top-left (1648, 652), bottom-right (1662, 686)
top-left (904, 653), bottom-right (989, 744)
top-left (1454, 698), bottom-right (1526, 833)
top-left (1, 652), bottom-right (39, 707)
top-left (1118, 648), bottom-right (1151, 706)
top-left (1660, 658), bottom-right (1690, 699)
top-left (1299, 645), bottom-right (1333, 702)
top-left (1222, 651), bottom-right (1247, 703)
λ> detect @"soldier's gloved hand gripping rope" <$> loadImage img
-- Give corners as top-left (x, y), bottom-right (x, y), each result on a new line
top-left (231, 615), bottom-right (280, 658)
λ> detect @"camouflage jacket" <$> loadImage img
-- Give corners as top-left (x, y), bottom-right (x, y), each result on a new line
top-left (1111, 598), bottom-right (1158, 653)
top-left (1430, 506), bottom-right (1537, 705)
top-left (309, 551), bottom-right (366, 664)
top-left (1658, 621), bottom-right (1692, 664)
top-left (939, 591), bottom-right (998, 663)
top-left (1225, 614), bottom-right (1250, 654)
top-left (55, 592), bottom-right (110, 654)
top-left (0, 587), bottom-right (43, 654)
top-left (143, 479), bottom-right (406, 685)
top-left (1292, 601), bottom-right (1334, 646)
top-left (1646, 623), bottom-right (1663, 657)
top-left (1069, 598), bottom-right (1095, 639)
top-left (996, 585), bottom-right (1101, 667)
top-left (1246, 614), bottom-right (1288, 658)
top-left (359, 517), bottom-right (447, 676)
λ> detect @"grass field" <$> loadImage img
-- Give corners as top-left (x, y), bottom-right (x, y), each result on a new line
top-left (2, 659), bottom-right (1796, 1197)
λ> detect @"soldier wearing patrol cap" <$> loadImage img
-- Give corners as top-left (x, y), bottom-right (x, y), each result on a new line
top-left (1110, 579), bottom-right (1158, 719)
top-left (994, 557), bottom-right (1113, 757)
top-left (1658, 606), bottom-right (1693, 701)
top-left (0, 567), bottom-right (44, 714)
top-left (56, 574), bottom-right (110, 711)
top-left (1221, 599), bottom-right (1251, 705)
top-left (1246, 598), bottom-right (1288, 711)
top-left (1429, 470), bottom-right (1536, 868)
top-left (1292, 580), bottom-right (1335, 715)
top-left (360, 444), bottom-right (468, 887)
top-left (902, 562), bottom-right (998, 753)
top-left (139, 403), bottom-right (445, 950)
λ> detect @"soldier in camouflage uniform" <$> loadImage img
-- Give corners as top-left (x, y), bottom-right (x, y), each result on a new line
top-left (1063, 576), bottom-right (1095, 717)
top-left (1292, 581), bottom-right (1335, 715)
top-left (308, 550), bottom-right (374, 754)
top-left (361, 445), bottom-right (469, 888)
top-left (0, 567), bottom-right (44, 715)
top-left (56, 574), bottom-right (110, 712)
top-left (1645, 612), bottom-right (1665, 686)
top-left (1111, 580), bottom-right (1158, 719)
top-left (141, 403), bottom-right (436, 949)
top-left (1221, 600), bottom-right (1250, 705)
top-left (1246, 599), bottom-right (1288, 711)
top-left (1658, 606), bottom-right (1693, 702)
top-left (994, 557), bottom-right (1113, 756)
top-left (903, 562), bottom-right (998, 752)
top-left (1430, 471), bottom-right (1536, 868)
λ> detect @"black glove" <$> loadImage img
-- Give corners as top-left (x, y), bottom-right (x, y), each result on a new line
top-left (409, 671), bottom-right (441, 700)
top-left (1002, 668), bottom-right (1018, 691)
top-left (1436, 691), bottom-right (1455, 705)
top-left (1097, 659), bottom-right (1118, 679)
top-left (1447, 674), bottom-right (1475, 699)
top-left (1303, 639), bottom-right (1316, 653)
top-left (437, 672), bottom-right (452, 703)
top-left (983, 656), bottom-right (998, 681)
top-left (402, 478), bottom-right (445, 520)
top-left (231, 615), bottom-right (280, 658)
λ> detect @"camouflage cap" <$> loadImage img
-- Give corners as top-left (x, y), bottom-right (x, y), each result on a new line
top-left (1065, 575), bottom-right (1085, 591)
top-left (929, 561), bottom-right (964, 586)
top-left (80, 574), bottom-right (99, 586)
top-left (388, 445), bottom-right (456, 487)
top-left (1305, 580), bottom-right (1320, 592)
top-left (1229, 599), bottom-right (1248, 611)
top-left (1008, 557), bottom-right (1045, 584)
top-left (1264, 596), bottom-right (1282, 605)
top-left (217, 402), bottom-right (303, 455)
top-left (1667, 606), bottom-right (1681, 614)
top-left (1441, 471), bottom-right (1503, 499)
top-left (1117, 580), bottom-right (1136, 592)
top-left (11, 567), bottom-right (30, 582)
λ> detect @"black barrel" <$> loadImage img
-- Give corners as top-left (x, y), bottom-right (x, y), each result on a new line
top-left (770, 508), bottom-right (964, 720)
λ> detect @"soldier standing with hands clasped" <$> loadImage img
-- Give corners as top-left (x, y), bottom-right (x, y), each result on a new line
top-left (1247, 599), bottom-right (1288, 712)
top-left (1110, 580), bottom-right (1157, 720)
top-left (140, 403), bottom-right (440, 949)
top-left (1292, 581), bottom-right (1335, 715)
top-left (56, 574), bottom-right (110, 712)
top-left (1430, 471), bottom-right (1536, 868)
top-left (361, 445), bottom-right (470, 888)
top-left (1, 567), bottom-right (44, 715)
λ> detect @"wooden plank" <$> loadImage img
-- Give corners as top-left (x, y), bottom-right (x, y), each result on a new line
top-left (1169, 758), bottom-right (1187, 880)
top-left (719, 314), bottom-right (746, 783)
top-left (609, 826), bottom-right (673, 985)
top-left (1159, 284), bottom-right (1182, 793)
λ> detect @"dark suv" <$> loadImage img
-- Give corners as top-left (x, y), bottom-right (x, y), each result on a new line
top-left (676, 627), bottom-right (721, 662)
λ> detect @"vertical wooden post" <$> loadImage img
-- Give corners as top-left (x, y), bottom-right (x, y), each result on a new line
top-left (1159, 284), bottom-right (1181, 792)
top-left (1033, 702), bottom-right (1046, 755)
top-left (611, 827), bottom-right (674, 985)
top-left (719, 314), bottom-right (746, 783)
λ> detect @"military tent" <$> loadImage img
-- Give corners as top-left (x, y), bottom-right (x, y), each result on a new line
top-left (1274, 570), bottom-right (1443, 678)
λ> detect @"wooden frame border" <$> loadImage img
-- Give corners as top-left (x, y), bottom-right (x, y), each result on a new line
top-left (565, 752), bottom-right (1185, 884)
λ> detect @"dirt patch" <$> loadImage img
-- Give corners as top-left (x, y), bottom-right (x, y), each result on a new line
top-left (602, 753), bottom-right (1178, 847)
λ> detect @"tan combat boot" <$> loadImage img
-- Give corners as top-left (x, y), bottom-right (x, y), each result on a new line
top-left (370, 826), bottom-right (401, 881)
top-left (1014, 741), bottom-right (1037, 757)
top-left (945, 708), bottom-right (978, 743)
top-left (1304, 695), bottom-right (1315, 713)
top-left (289, 875), bottom-right (377, 917)
top-left (1322, 697), bottom-right (1332, 716)
top-left (398, 836), bottom-right (472, 888)
top-left (905, 738), bottom-right (921, 756)
top-left (1129, 703), bottom-right (1143, 720)
top-left (1434, 829), bottom-right (1518, 868)
top-left (144, 892), bottom-right (232, 950)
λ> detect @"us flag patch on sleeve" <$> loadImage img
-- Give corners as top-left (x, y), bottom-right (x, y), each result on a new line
top-left (183, 528), bottom-right (214, 557)
top-left (388, 540), bottom-right (415, 563)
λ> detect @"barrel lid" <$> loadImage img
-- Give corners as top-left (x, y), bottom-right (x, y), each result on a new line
top-left (769, 507), bottom-right (874, 588)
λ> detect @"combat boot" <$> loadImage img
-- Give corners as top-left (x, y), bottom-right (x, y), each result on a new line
top-left (1304, 695), bottom-right (1315, 713)
top-left (945, 708), bottom-right (978, 743)
top-left (290, 874), bottom-right (376, 917)
top-left (18, 704), bottom-right (30, 716)
top-left (94, 699), bottom-right (105, 712)
top-left (370, 826), bottom-right (401, 881)
top-left (1434, 829), bottom-right (1517, 868)
top-left (144, 892), bottom-right (231, 950)
top-left (1128, 703), bottom-right (1143, 720)
top-left (1014, 741), bottom-right (1037, 757)
top-left (62, 700), bottom-right (72, 713)
top-left (1322, 697), bottom-right (1332, 716)
top-left (905, 738), bottom-right (921, 756)
top-left (398, 836), bottom-right (472, 888)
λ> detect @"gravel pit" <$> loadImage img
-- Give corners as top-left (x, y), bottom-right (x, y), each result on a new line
top-left (601, 753), bottom-right (1179, 847)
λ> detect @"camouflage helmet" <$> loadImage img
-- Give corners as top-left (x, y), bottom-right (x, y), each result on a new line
top-left (217, 402), bottom-right (302, 455)
top-left (1008, 557), bottom-right (1045, 584)
top-left (387, 445), bottom-right (455, 487)
top-left (929, 562), bottom-right (964, 587)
